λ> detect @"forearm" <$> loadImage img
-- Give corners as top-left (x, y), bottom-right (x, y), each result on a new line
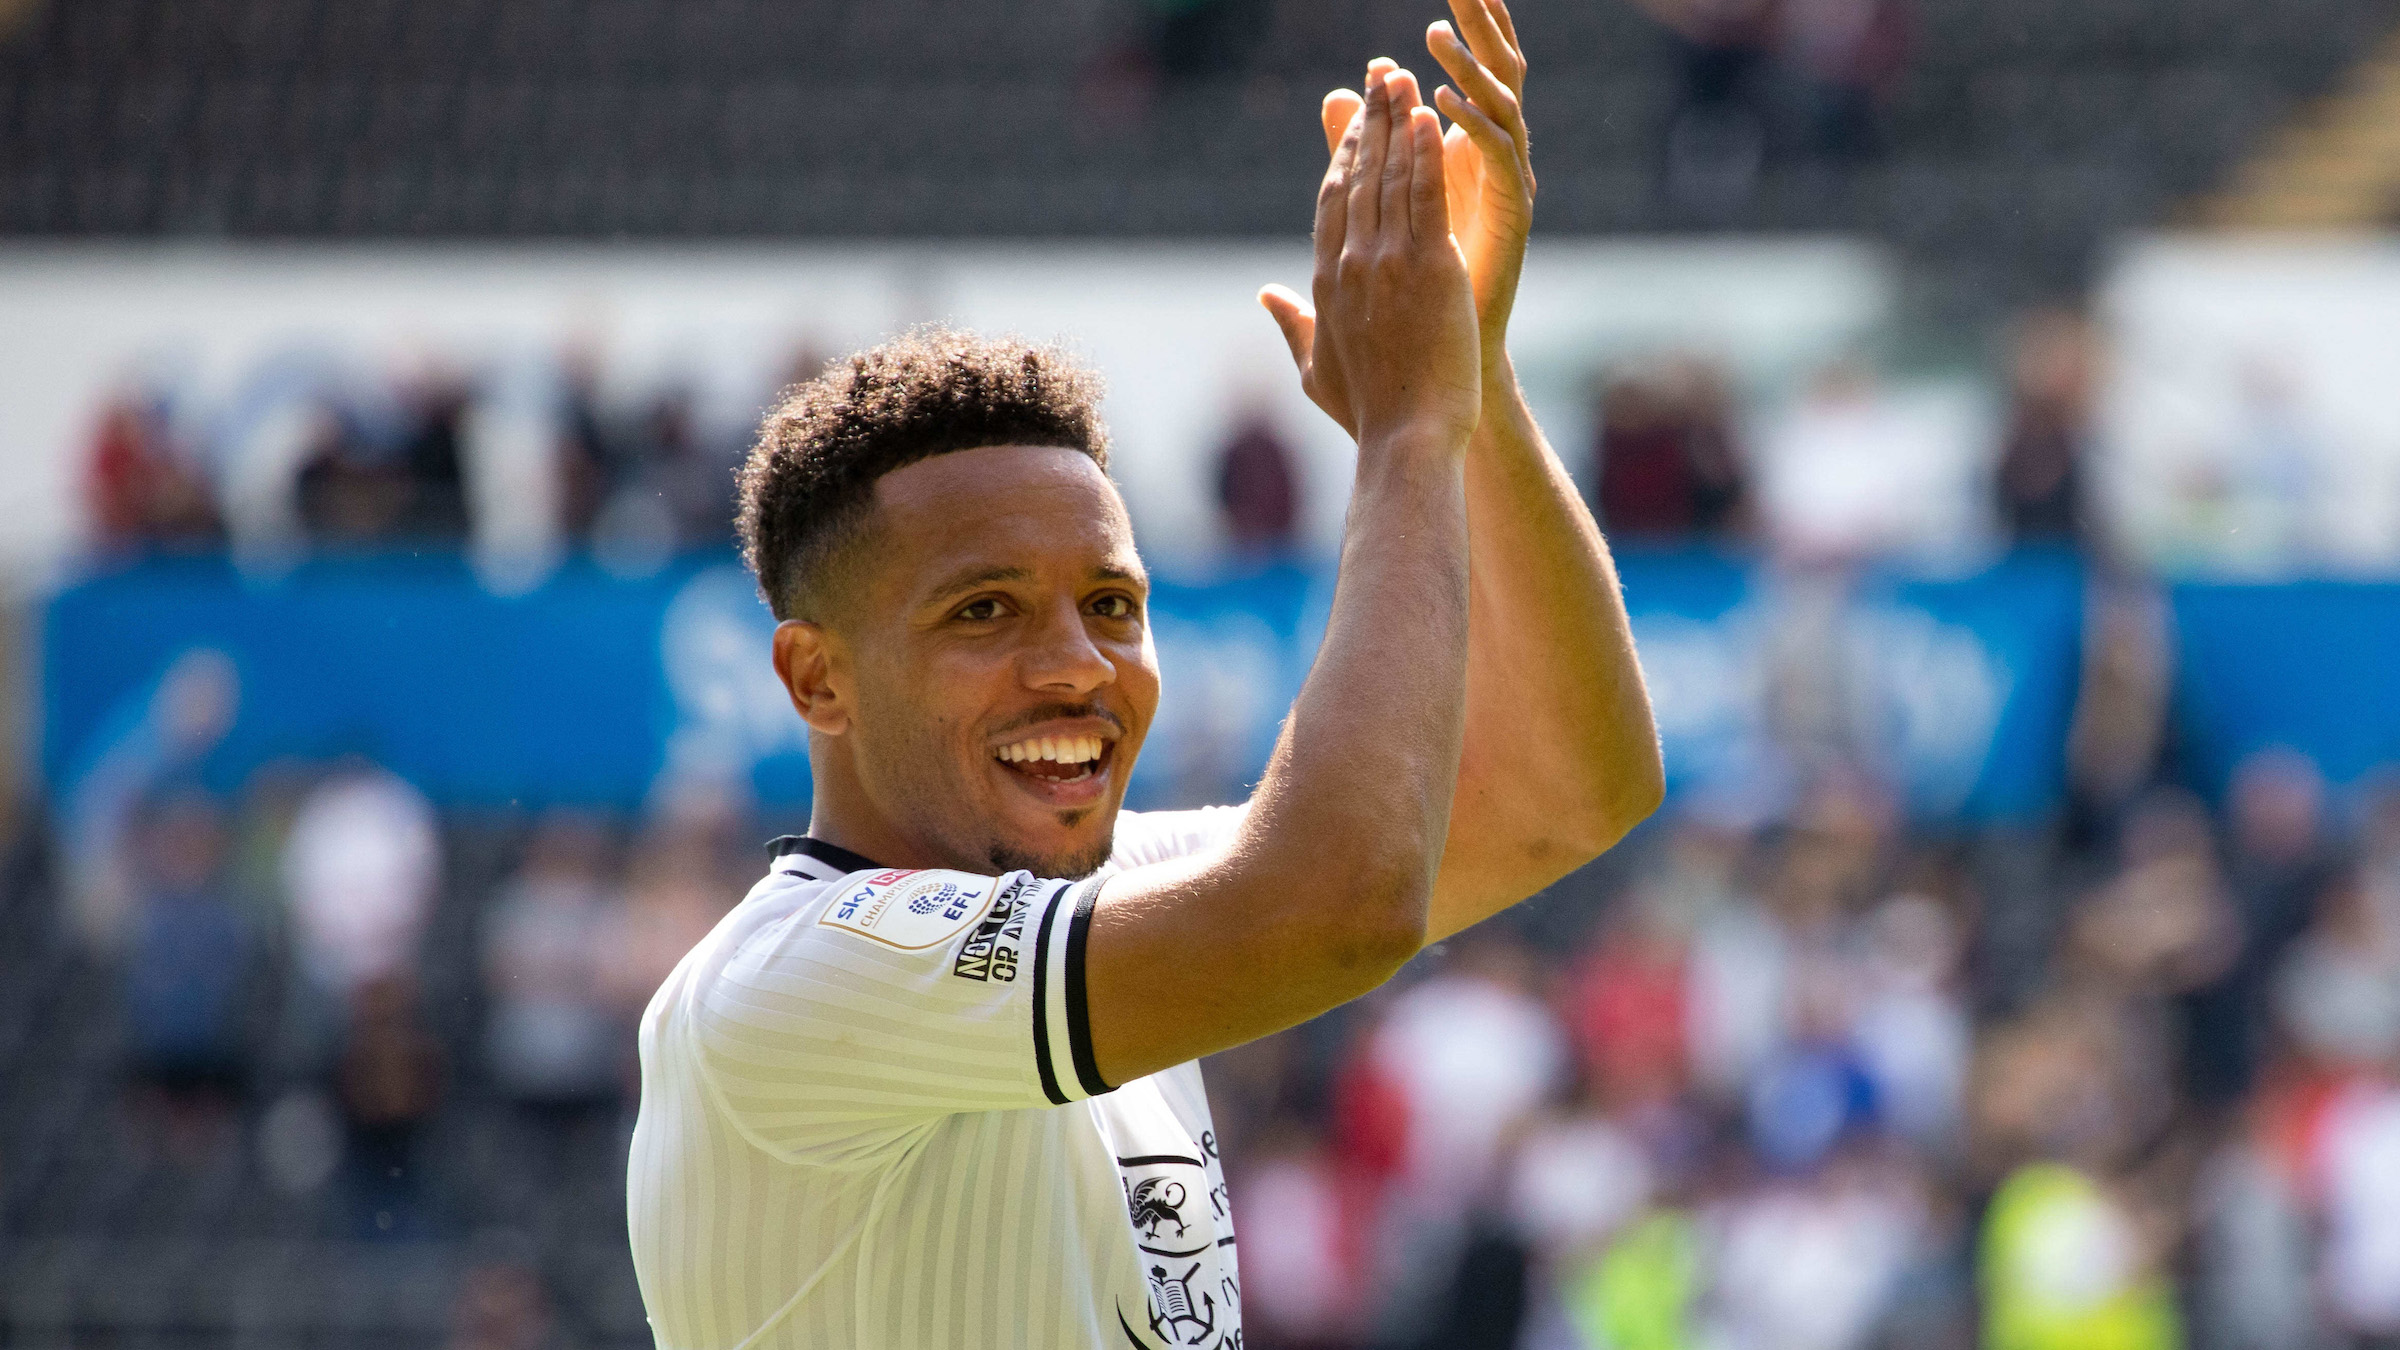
top-left (1429, 362), bottom-right (1662, 939)
top-left (1084, 444), bottom-right (1471, 1080)
top-left (1247, 442), bottom-right (1471, 931)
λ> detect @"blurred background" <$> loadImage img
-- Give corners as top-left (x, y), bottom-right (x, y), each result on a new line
top-left (6, 0), bottom-right (2400, 1347)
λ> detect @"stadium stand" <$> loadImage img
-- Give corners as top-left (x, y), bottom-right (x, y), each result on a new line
top-left (0, 0), bottom-right (2392, 302)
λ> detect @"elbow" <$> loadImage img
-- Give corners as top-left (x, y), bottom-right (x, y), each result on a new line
top-left (1570, 737), bottom-right (1667, 865)
top-left (1324, 852), bottom-right (1433, 992)
top-left (1617, 742), bottom-right (1668, 838)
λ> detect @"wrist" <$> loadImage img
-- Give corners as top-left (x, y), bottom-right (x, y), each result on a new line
top-left (1478, 347), bottom-right (1520, 401)
top-left (1358, 421), bottom-right (1472, 466)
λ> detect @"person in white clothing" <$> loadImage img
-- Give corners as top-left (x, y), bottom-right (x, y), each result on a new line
top-left (627, 3), bottom-right (1663, 1345)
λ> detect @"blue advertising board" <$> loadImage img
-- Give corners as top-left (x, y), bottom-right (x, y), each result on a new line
top-left (1617, 549), bottom-right (2085, 821)
top-left (43, 550), bottom-right (2093, 822)
top-left (2171, 580), bottom-right (2400, 797)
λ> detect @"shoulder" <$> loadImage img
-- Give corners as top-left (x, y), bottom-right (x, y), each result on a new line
top-left (1106, 803), bottom-right (1251, 873)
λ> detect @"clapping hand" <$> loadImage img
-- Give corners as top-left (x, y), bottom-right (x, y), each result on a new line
top-left (1263, 0), bottom-right (1536, 438)
top-left (1265, 62), bottom-right (1481, 455)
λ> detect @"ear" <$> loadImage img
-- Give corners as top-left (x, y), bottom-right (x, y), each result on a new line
top-left (773, 619), bottom-right (851, 736)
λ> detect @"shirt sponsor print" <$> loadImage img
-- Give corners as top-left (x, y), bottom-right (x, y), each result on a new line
top-left (816, 869), bottom-right (989, 950)
top-left (951, 876), bottom-right (1033, 983)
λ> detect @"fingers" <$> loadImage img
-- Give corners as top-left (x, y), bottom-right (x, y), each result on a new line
top-left (1345, 64), bottom-right (1394, 249)
top-left (1484, 0), bottom-right (1521, 56)
top-left (1444, 0), bottom-right (1524, 95)
top-left (1258, 285), bottom-right (1316, 374)
top-left (1428, 22), bottom-right (1528, 166)
top-left (1315, 102), bottom-right (1362, 281)
top-left (1378, 70), bottom-right (1420, 247)
top-left (1433, 82), bottom-right (1531, 199)
top-left (1406, 105), bottom-right (1449, 245)
top-left (1321, 88), bottom-right (1363, 159)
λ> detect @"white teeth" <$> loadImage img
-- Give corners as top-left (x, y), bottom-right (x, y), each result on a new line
top-left (993, 734), bottom-right (1108, 764)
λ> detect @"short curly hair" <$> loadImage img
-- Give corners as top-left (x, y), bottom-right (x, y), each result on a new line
top-left (737, 327), bottom-right (1111, 622)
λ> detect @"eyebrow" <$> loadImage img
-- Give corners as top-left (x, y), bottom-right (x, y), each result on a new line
top-left (922, 565), bottom-right (1032, 607)
top-left (919, 561), bottom-right (1148, 608)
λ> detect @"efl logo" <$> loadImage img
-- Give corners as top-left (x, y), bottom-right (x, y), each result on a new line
top-left (819, 870), bottom-right (988, 951)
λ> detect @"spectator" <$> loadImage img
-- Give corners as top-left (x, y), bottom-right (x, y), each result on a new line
top-left (1564, 883), bottom-right (1692, 1111)
top-left (1774, 0), bottom-right (1911, 163)
top-left (1505, 1079), bottom-right (1662, 1350)
top-left (334, 972), bottom-right (447, 1240)
top-left (1753, 358), bottom-right (1967, 562)
top-left (1848, 883), bottom-right (1971, 1152)
top-left (554, 343), bottom-right (621, 543)
top-left (1969, 1012), bottom-right (2183, 1350)
top-left (599, 785), bottom-right (750, 1025)
top-left (85, 391), bottom-right (223, 551)
top-left (2063, 588), bottom-right (2172, 852)
top-left (2272, 863), bottom-right (2400, 1077)
top-left (591, 386), bottom-right (741, 565)
top-left (295, 371), bottom-right (472, 546)
top-left (1633, 0), bottom-right (1777, 211)
top-left (1992, 310), bottom-right (2100, 551)
top-left (1706, 1147), bottom-right (1925, 1350)
top-left (2314, 1076), bottom-right (2400, 1342)
top-left (2184, 748), bottom-right (2334, 1107)
top-left (121, 789), bottom-right (252, 1156)
top-left (482, 812), bottom-right (626, 1112)
top-left (1352, 932), bottom-right (1565, 1341)
top-left (1233, 1119), bottom-right (1363, 1350)
top-left (1214, 409), bottom-right (1304, 559)
top-left (1590, 358), bottom-right (1747, 543)
top-left (281, 762), bottom-right (442, 1057)
top-left (449, 1234), bottom-right (556, 1350)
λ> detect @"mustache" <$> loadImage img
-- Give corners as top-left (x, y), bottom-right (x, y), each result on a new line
top-left (987, 702), bottom-right (1126, 740)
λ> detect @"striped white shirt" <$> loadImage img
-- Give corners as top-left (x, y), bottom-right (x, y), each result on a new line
top-left (627, 807), bottom-right (1246, 1350)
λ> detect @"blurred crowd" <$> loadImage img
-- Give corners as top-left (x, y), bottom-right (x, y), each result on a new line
top-left (32, 706), bottom-right (2400, 1349)
top-left (82, 293), bottom-right (2385, 581)
top-left (1629, 0), bottom-right (1915, 213)
top-left (1213, 751), bottom-right (2400, 1350)
top-left (23, 740), bottom-right (767, 1346)
top-left (82, 342), bottom-right (785, 570)
top-left (82, 304), bottom-right (2131, 577)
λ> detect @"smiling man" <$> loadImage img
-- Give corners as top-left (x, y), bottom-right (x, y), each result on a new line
top-left (626, 3), bottom-right (1661, 1346)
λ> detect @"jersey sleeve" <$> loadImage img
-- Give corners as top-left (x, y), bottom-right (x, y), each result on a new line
top-left (687, 867), bottom-right (1111, 1165)
top-left (1105, 803), bottom-right (1250, 870)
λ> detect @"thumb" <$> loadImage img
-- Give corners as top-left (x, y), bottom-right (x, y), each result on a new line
top-left (1258, 285), bottom-right (1315, 374)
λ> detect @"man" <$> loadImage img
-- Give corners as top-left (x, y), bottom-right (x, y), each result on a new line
top-left (626, 2), bottom-right (1662, 1345)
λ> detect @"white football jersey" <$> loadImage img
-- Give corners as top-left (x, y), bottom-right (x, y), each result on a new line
top-left (627, 807), bottom-right (1248, 1350)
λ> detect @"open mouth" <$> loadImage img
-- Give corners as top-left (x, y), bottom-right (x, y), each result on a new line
top-left (992, 733), bottom-right (1115, 785)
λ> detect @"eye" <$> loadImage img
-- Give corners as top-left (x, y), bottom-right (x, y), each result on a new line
top-left (1088, 593), bottom-right (1140, 620)
top-left (953, 597), bottom-right (1008, 622)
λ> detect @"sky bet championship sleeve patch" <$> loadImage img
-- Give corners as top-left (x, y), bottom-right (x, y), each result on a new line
top-left (950, 876), bottom-right (1033, 983)
top-left (815, 869), bottom-right (992, 951)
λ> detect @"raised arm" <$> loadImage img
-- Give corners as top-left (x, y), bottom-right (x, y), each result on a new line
top-left (1267, 0), bottom-right (1665, 943)
top-left (1425, 0), bottom-right (1662, 938)
top-left (1083, 66), bottom-right (1484, 1086)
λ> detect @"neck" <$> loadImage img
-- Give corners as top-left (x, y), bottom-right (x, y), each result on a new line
top-left (804, 738), bottom-right (958, 872)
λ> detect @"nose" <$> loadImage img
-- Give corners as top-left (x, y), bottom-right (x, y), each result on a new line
top-left (1020, 599), bottom-right (1116, 697)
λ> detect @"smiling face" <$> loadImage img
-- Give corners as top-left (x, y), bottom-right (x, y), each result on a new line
top-left (781, 444), bottom-right (1159, 879)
